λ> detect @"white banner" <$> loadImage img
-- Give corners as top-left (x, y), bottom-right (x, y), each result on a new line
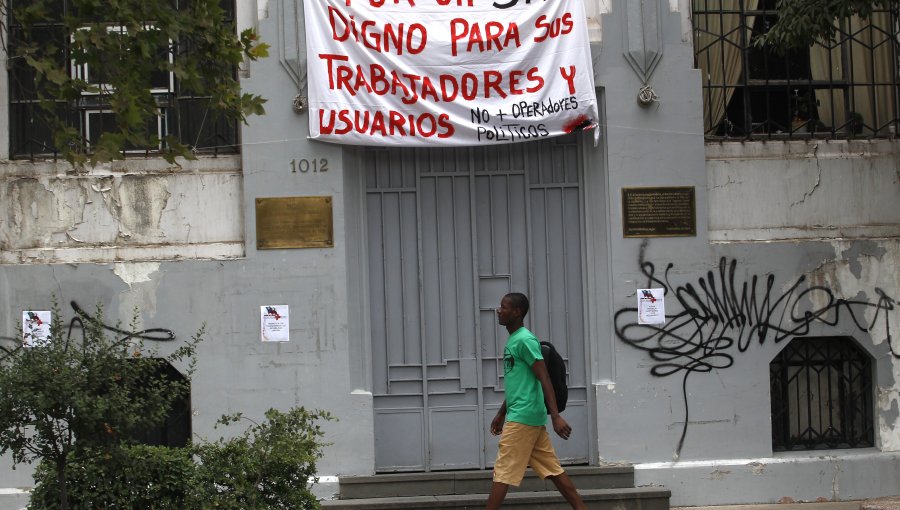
top-left (304, 0), bottom-right (599, 146)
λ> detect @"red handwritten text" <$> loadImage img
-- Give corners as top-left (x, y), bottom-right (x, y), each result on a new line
top-left (319, 109), bottom-right (454, 139)
top-left (450, 19), bottom-right (521, 56)
top-left (344, 0), bottom-right (416, 7)
top-left (329, 7), bottom-right (427, 54)
top-left (319, 53), bottom-right (544, 103)
top-left (534, 12), bottom-right (573, 42)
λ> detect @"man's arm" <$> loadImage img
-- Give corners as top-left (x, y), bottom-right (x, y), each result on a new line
top-left (491, 401), bottom-right (507, 435)
top-left (531, 360), bottom-right (572, 440)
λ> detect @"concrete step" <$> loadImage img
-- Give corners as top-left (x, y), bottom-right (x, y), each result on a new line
top-left (335, 466), bottom-right (635, 500)
top-left (321, 487), bottom-right (671, 510)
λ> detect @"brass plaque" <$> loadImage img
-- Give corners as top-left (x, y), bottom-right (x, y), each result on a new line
top-left (255, 196), bottom-right (334, 249)
top-left (622, 187), bottom-right (696, 238)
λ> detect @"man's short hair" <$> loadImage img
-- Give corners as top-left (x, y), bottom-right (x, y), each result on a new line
top-left (505, 292), bottom-right (530, 318)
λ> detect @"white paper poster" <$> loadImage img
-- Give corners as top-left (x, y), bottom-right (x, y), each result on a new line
top-left (260, 305), bottom-right (290, 342)
top-left (303, 0), bottom-right (599, 146)
top-left (23, 310), bottom-right (52, 347)
top-left (637, 289), bottom-right (666, 325)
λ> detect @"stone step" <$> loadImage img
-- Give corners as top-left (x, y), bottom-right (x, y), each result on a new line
top-left (322, 487), bottom-right (671, 510)
top-left (335, 466), bottom-right (635, 500)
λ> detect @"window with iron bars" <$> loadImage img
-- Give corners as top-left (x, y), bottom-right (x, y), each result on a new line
top-left (693, 0), bottom-right (899, 139)
top-left (769, 336), bottom-right (874, 452)
top-left (7, 1), bottom-right (239, 160)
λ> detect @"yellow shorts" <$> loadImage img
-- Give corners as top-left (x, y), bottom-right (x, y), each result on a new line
top-left (492, 421), bottom-right (564, 486)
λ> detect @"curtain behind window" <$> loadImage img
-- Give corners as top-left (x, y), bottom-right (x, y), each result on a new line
top-left (810, 11), bottom-right (897, 136)
top-left (694, 0), bottom-right (758, 134)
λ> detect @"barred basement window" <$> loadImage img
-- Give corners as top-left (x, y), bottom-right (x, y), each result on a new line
top-left (693, 0), bottom-right (899, 139)
top-left (770, 336), bottom-right (874, 452)
top-left (7, 0), bottom-right (239, 159)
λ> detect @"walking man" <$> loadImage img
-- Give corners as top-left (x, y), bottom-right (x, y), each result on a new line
top-left (487, 292), bottom-right (586, 509)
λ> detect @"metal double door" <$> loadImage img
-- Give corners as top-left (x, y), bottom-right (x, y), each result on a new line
top-left (365, 136), bottom-right (589, 472)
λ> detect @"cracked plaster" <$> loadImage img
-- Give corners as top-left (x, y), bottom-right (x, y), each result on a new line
top-left (112, 262), bottom-right (162, 330)
top-left (0, 165), bottom-right (244, 263)
top-left (708, 141), bottom-right (900, 241)
top-left (789, 159), bottom-right (823, 209)
top-left (2, 177), bottom-right (89, 250)
top-left (3, 175), bottom-right (171, 248)
top-left (112, 175), bottom-right (171, 242)
top-left (805, 239), bottom-right (900, 451)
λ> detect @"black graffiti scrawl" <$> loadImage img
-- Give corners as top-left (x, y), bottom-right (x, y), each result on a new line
top-left (615, 243), bottom-right (897, 460)
top-left (1, 301), bottom-right (176, 361)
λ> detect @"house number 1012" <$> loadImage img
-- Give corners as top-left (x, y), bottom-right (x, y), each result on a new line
top-left (290, 158), bottom-right (328, 173)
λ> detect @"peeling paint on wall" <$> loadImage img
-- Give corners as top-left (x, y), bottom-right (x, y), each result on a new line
top-left (748, 462), bottom-right (766, 475)
top-left (113, 262), bottom-right (163, 330)
top-left (879, 375), bottom-right (900, 452)
top-left (806, 239), bottom-right (900, 451)
top-left (0, 161), bottom-right (245, 264)
top-left (830, 457), bottom-right (842, 500)
top-left (3, 177), bottom-right (89, 250)
top-left (113, 262), bottom-right (161, 288)
top-left (112, 176), bottom-right (171, 241)
top-left (709, 469), bottom-right (731, 480)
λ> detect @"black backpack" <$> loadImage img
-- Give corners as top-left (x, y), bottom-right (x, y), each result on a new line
top-left (540, 341), bottom-right (568, 414)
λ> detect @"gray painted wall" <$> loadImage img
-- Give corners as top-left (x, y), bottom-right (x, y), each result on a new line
top-left (1, 0), bottom-right (898, 507)
top-left (592, 3), bottom-right (899, 504)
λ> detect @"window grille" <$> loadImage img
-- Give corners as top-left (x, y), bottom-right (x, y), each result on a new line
top-left (693, 0), bottom-right (900, 140)
top-left (7, 1), bottom-right (239, 160)
top-left (770, 336), bottom-right (874, 452)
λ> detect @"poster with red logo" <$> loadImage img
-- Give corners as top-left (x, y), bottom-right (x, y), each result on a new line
top-left (304, 0), bottom-right (599, 146)
top-left (23, 310), bottom-right (52, 347)
top-left (637, 288), bottom-right (666, 325)
top-left (260, 305), bottom-right (290, 342)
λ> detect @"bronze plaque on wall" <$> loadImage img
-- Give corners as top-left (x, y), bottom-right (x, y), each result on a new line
top-left (255, 196), bottom-right (334, 249)
top-left (622, 187), bottom-right (696, 237)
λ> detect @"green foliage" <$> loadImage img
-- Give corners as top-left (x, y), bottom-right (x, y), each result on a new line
top-left (757, 0), bottom-right (896, 50)
top-left (29, 445), bottom-right (196, 510)
top-left (192, 408), bottom-right (334, 510)
top-left (8, 0), bottom-right (269, 165)
top-left (0, 303), bottom-right (202, 510)
top-left (27, 409), bottom-right (334, 510)
top-left (1, 302), bottom-right (333, 509)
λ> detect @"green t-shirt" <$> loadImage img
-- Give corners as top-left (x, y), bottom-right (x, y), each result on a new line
top-left (503, 327), bottom-right (546, 427)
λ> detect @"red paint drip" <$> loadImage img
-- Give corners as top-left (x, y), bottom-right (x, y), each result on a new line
top-left (563, 114), bottom-right (592, 133)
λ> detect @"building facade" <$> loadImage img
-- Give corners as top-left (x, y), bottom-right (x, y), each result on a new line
top-left (1, 0), bottom-right (898, 507)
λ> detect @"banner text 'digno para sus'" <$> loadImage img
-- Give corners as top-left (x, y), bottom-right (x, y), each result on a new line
top-left (304, 0), bottom-right (599, 146)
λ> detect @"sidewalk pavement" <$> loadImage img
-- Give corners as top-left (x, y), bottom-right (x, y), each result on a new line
top-left (676, 501), bottom-right (863, 510)
top-left (1, 493), bottom-right (888, 510)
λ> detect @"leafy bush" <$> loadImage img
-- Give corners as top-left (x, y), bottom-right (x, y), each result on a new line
top-left (29, 445), bottom-right (195, 510)
top-left (192, 408), bottom-right (334, 510)
top-left (27, 408), bottom-right (334, 510)
top-left (0, 304), bottom-right (200, 510)
top-left (1, 303), bottom-right (333, 510)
